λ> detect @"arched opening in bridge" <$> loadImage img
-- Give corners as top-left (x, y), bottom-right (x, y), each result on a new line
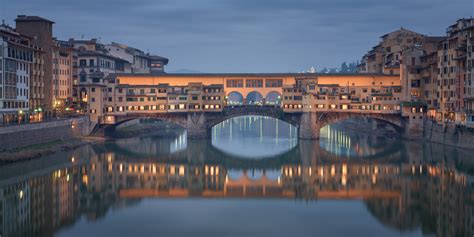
top-left (109, 118), bottom-right (188, 153)
top-left (265, 91), bottom-right (282, 106)
top-left (226, 91), bottom-right (244, 106)
top-left (211, 115), bottom-right (298, 159)
top-left (246, 91), bottom-right (264, 106)
top-left (318, 118), bottom-right (402, 158)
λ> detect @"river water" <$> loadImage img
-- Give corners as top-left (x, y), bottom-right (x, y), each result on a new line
top-left (0, 116), bottom-right (472, 237)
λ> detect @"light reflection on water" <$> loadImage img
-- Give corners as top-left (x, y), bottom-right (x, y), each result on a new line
top-left (0, 118), bottom-right (472, 237)
top-left (211, 116), bottom-right (298, 158)
top-left (319, 124), bottom-right (399, 158)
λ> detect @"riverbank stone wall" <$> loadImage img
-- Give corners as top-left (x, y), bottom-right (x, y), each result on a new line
top-left (0, 117), bottom-right (94, 151)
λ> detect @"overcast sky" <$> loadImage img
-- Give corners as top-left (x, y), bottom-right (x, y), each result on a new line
top-left (1, 0), bottom-right (472, 72)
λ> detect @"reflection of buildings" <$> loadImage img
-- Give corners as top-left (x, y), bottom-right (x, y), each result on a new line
top-left (0, 141), bottom-right (473, 237)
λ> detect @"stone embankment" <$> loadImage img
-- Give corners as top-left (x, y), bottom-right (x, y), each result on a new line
top-left (423, 120), bottom-right (474, 150)
top-left (0, 117), bottom-right (97, 162)
top-left (324, 118), bottom-right (474, 150)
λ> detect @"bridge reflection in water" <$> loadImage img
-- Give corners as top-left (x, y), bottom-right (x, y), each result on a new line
top-left (0, 126), bottom-right (473, 236)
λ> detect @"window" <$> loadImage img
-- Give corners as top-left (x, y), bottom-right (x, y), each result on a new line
top-left (246, 79), bottom-right (263, 88)
top-left (89, 59), bottom-right (94, 67)
top-left (265, 79), bottom-right (283, 87)
top-left (226, 79), bottom-right (243, 88)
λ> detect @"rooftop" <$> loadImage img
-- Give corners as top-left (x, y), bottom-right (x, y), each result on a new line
top-left (15, 15), bottom-right (55, 24)
top-left (111, 72), bottom-right (396, 78)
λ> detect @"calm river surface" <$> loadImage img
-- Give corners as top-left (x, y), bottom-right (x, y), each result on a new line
top-left (0, 116), bottom-right (473, 237)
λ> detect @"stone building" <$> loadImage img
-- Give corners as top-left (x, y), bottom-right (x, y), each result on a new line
top-left (400, 36), bottom-right (445, 119)
top-left (465, 24), bottom-right (474, 127)
top-left (52, 39), bottom-right (75, 110)
top-left (0, 23), bottom-right (37, 123)
top-left (359, 28), bottom-right (425, 74)
top-left (105, 42), bottom-right (168, 74)
top-left (437, 18), bottom-right (473, 123)
top-left (15, 15), bottom-right (54, 115)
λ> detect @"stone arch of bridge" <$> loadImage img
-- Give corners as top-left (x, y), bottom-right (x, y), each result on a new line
top-left (317, 112), bottom-right (403, 132)
top-left (100, 115), bottom-right (189, 137)
top-left (206, 110), bottom-right (301, 132)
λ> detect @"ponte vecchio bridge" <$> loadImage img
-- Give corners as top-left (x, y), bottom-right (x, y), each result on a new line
top-left (86, 72), bottom-right (426, 139)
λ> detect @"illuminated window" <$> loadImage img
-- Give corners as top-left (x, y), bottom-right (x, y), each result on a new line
top-left (342, 104), bottom-right (348, 110)
top-left (317, 104), bottom-right (324, 109)
top-left (205, 104), bottom-right (209, 109)
top-left (330, 104), bottom-right (336, 109)
top-left (169, 105), bottom-right (176, 110)
top-left (179, 104), bottom-right (185, 109)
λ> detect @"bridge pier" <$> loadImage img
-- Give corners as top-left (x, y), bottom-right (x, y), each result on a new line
top-left (298, 112), bottom-right (321, 139)
top-left (186, 112), bottom-right (211, 139)
top-left (401, 116), bottom-right (425, 140)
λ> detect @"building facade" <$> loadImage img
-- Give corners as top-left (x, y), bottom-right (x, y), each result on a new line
top-left (105, 42), bottom-right (168, 74)
top-left (437, 18), bottom-right (473, 123)
top-left (464, 24), bottom-right (474, 126)
top-left (359, 28), bottom-right (425, 74)
top-left (15, 15), bottom-right (55, 115)
top-left (52, 39), bottom-right (74, 111)
top-left (0, 24), bottom-right (36, 123)
top-left (360, 18), bottom-right (474, 127)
